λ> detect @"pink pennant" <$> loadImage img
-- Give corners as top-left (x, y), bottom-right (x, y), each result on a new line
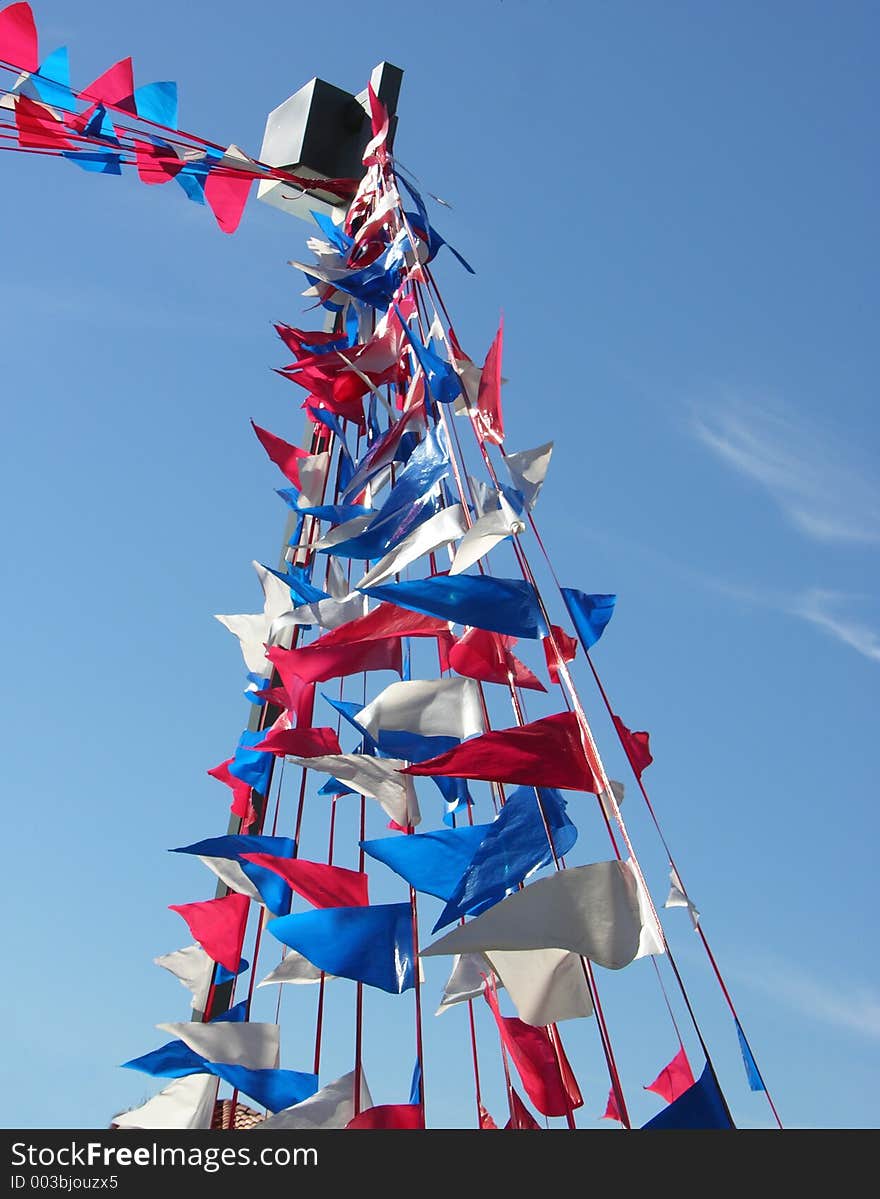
top-left (80, 57), bottom-right (135, 108)
top-left (240, 855), bottom-right (369, 909)
top-left (252, 726), bottom-right (342, 758)
top-left (644, 1046), bottom-right (694, 1104)
top-left (479, 1105), bottom-right (499, 1130)
top-left (485, 987), bottom-right (582, 1118)
top-left (601, 1087), bottom-right (623, 1123)
top-left (14, 93), bottom-right (73, 150)
top-left (505, 1088), bottom-right (542, 1130)
top-left (0, 2), bottom-right (38, 72)
top-left (475, 318), bottom-right (504, 446)
top-left (204, 162), bottom-right (254, 235)
top-left (448, 626), bottom-right (546, 692)
top-left (266, 636), bottom-right (403, 689)
top-left (169, 892), bottom-right (249, 974)
top-left (347, 1104), bottom-right (423, 1129)
top-left (251, 421), bottom-right (308, 488)
top-left (612, 714), bottom-right (653, 779)
top-left (133, 138), bottom-right (183, 185)
top-left (308, 602), bottom-right (453, 651)
top-left (543, 624), bottom-right (578, 685)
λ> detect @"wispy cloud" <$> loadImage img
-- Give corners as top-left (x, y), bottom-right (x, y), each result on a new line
top-left (741, 955), bottom-right (880, 1042)
top-left (691, 399), bottom-right (880, 544)
top-left (789, 589), bottom-right (880, 664)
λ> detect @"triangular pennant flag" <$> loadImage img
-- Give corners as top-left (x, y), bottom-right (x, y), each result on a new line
top-left (612, 714), bottom-right (653, 779)
top-left (251, 421), bottom-right (309, 487)
top-left (560, 589), bottom-right (616, 651)
top-left (484, 987), bottom-right (582, 1117)
top-left (111, 1074), bottom-right (217, 1130)
top-left (505, 1088), bottom-right (541, 1129)
top-left (255, 1070), bottom-right (372, 1130)
top-left (543, 624), bottom-right (578, 685)
top-left (0, 3), bottom-right (39, 72)
top-left (356, 676), bottom-right (484, 742)
top-left (155, 1020), bottom-right (280, 1071)
top-left (644, 1046), bottom-right (695, 1104)
top-left (735, 1020), bottom-right (766, 1092)
top-left (266, 636), bottom-right (403, 688)
top-left (207, 1064), bottom-right (318, 1114)
top-left (484, 948), bottom-right (593, 1026)
top-left (252, 726), bottom-right (342, 757)
top-left (168, 892), bottom-right (249, 974)
top-left (361, 824), bottom-right (490, 901)
top-left (479, 1105), bottom-right (498, 1129)
top-left (361, 575), bottom-right (548, 640)
top-left (641, 1063), bottom-right (734, 1129)
top-left (241, 855), bottom-right (369, 909)
top-left (204, 145), bottom-right (254, 234)
top-left (601, 1087), bottom-right (623, 1124)
top-left (448, 626), bottom-right (546, 692)
top-left (346, 1104), bottom-right (424, 1129)
top-left (475, 319), bottom-right (504, 445)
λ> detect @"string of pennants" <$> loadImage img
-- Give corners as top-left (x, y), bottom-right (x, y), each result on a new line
top-left (0, 9), bottom-right (778, 1128)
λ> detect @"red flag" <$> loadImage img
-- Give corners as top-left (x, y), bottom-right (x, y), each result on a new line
top-left (267, 637), bottom-right (402, 689)
top-left (601, 1087), bottom-right (623, 1123)
top-left (612, 714), bottom-right (653, 779)
top-left (251, 421), bottom-right (308, 488)
top-left (644, 1046), bottom-right (694, 1104)
top-left (346, 1104), bottom-right (423, 1129)
top-left (207, 758), bottom-right (252, 819)
top-left (485, 989), bottom-right (582, 1117)
top-left (0, 3), bottom-right (38, 71)
top-left (169, 893), bottom-right (248, 974)
top-left (543, 624), bottom-right (578, 685)
top-left (313, 602), bottom-right (452, 650)
top-left (274, 324), bottom-right (343, 356)
top-left (475, 319), bottom-right (504, 446)
top-left (14, 93), bottom-right (74, 150)
top-left (252, 726), bottom-right (342, 757)
top-left (133, 137), bottom-right (183, 185)
top-left (449, 627), bottom-right (546, 692)
top-left (80, 57), bottom-right (135, 108)
top-left (403, 711), bottom-right (599, 792)
top-left (260, 674), bottom-right (316, 729)
top-left (505, 1088), bottom-right (541, 1130)
top-left (479, 1105), bottom-right (498, 1129)
top-left (205, 162), bottom-right (254, 235)
top-left (241, 855), bottom-right (369, 909)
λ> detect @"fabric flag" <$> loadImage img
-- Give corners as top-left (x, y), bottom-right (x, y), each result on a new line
top-left (15, 92), bottom-right (74, 150)
top-left (361, 824), bottom-right (490, 901)
top-left (612, 714), bottom-right (653, 779)
top-left (267, 903), bottom-right (415, 994)
top-left (268, 592), bottom-right (368, 644)
top-left (664, 866), bottom-right (700, 929)
top-left (251, 421), bottom-right (308, 488)
top-left (485, 948), bottom-right (593, 1025)
top-left (121, 1038), bottom-right (209, 1081)
top-left (561, 589), bottom-right (616, 651)
top-left (475, 319), bottom-right (504, 445)
top-left (266, 636), bottom-right (402, 688)
top-left (505, 1088), bottom-right (541, 1130)
top-left (629, 857), bottom-right (666, 959)
top-left (286, 753), bottom-right (420, 827)
top-left (601, 1088), bottom-right (623, 1124)
top-left (396, 308), bottom-right (461, 405)
top-left (252, 726), bottom-right (342, 757)
top-left (435, 786), bottom-right (578, 928)
top-left (503, 443), bottom-right (553, 512)
top-left (154, 1020), bottom-right (280, 1071)
top-left (258, 951), bottom-right (332, 988)
top-left (168, 892), bottom-right (249, 974)
top-left (361, 574), bottom-right (548, 640)
top-left (153, 945), bottom-right (215, 1010)
top-left (309, 601), bottom-right (452, 650)
top-left (449, 496), bottom-right (524, 575)
top-left (347, 1104), bottom-right (424, 1129)
top-left (241, 855), bottom-right (369, 910)
top-left (255, 1070), bottom-right (372, 1131)
top-left (435, 953), bottom-right (499, 1014)
top-left (111, 1074), bottom-right (217, 1130)
top-left (598, 779), bottom-right (625, 823)
top-left (356, 677), bottom-right (484, 742)
top-left (484, 987), bottom-right (582, 1117)
top-left (448, 627), bottom-right (545, 692)
top-left (227, 728), bottom-right (275, 796)
top-left (207, 1065), bottom-right (318, 1114)
top-left (203, 145), bottom-right (254, 235)
top-left (641, 1063), bottom-right (734, 1129)
top-left (543, 624), bottom-right (578, 685)
top-left (172, 835), bottom-right (296, 916)
top-left (422, 861), bottom-right (645, 971)
top-left (356, 504), bottom-right (467, 589)
top-left (644, 1046), bottom-right (695, 1104)
top-left (214, 559), bottom-right (295, 676)
top-left (735, 1020), bottom-right (766, 1092)
top-left (479, 1106), bottom-right (498, 1130)
top-left (403, 711), bottom-right (598, 792)
top-left (0, 4), bottom-right (39, 72)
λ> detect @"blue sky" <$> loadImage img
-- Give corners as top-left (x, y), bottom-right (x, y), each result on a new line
top-left (0, 0), bottom-right (877, 1130)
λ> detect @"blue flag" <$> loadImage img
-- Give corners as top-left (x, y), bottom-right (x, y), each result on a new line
top-left (121, 1003), bottom-right (248, 1078)
top-left (361, 825), bottom-right (490, 900)
top-left (172, 835), bottom-right (296, 916)
top-left (735, 1020), bottom-right (766, 1092)
top-left (434, 787), bottom-right (578, 930)
top-left (395, 304), bottom-right (462, 404)
top-left (641, 1063), bottom-right (734, 1129)
top-left (361, 575), bottom-right (549, 640)
top-left (209, 1065), bottom-right (319, 1114)
top-left (268, 903), bottom-right (415, 994)
top-left (227, 729), bottom-right (275, 795)
top-left (561, 589), bottom-right (616, 651)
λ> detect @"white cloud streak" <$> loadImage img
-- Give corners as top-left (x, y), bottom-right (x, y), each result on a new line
top-left (742, 956), bottom-right (880, 1042)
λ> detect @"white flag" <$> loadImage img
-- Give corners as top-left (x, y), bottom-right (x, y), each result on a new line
top-left (628, 859), bottom-right (666, 958)
top-left (449, 494), bottom-right (525, 575)
top-left (195, 856), bottom-right (263, 904)
top-left (314, 512), bottom-right (374, 551)
top-left (268, 592), bottom-right (367, 647)
top-left (435, 953), bottom-right (497, 1015)
top-left (288, 754), bottom-right (421, 827)
top-left (155, 1021), bottom-right (280, 1070)
top-left (256, 1070), bottom-right (372, 1131)
top-left (214, 560), bottom-right (294, 676)
top-left (422, 861), bottom-right (644, 970)
top-left (154, 945), bottom-right (214, 1010)
top-left (258, 952), bottom-right (333, 987)
top-left (664, 866), bottom-right (701, 929)
top-left (356, 677), bottom-right (484, 742)
top-left (112, 1074), bottom-right (217, 1130)
top-left (485, 948), bottom-right (593, 1025)
top-left (297, 452), bottom-right (330, 507)
top-left (598, 780), bottom-right (625, 822)
top-left (357, 504), bottom-right (467, 589)
top-left (503, 443), bottom-right (553, 511)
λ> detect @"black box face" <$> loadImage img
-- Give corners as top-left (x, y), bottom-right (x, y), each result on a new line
top-left (298, 78), bottom-right (371, 180)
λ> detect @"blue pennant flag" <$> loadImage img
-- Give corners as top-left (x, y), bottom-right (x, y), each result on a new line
top-left (321, 695), bottom-right (378, 753)
top-left (209, 1065), bottom-right (319, 1114)
top-left (309, 210), bottom-right (354, 254)
top-left (305, 241), bottom-right (404, 309)
top-left (172, 835), bottom-right (296, 916)
top-left (397, 173), bottom-right (475, 273)
top-left (395, 304), bottom-right (462, 404)
top-left (33, 46), bottom-right (73, 110)
top-left (227, 729), bottom-right (275, 796)
top-left (317, 776), bottom-right (355, 798)
top-left (735, 1020), bottom-right (766, 1092)
top-left (561, 589), bottom-right (616, 651)
top-left (322, 497), bottom-right (438, 561)
top-left (268, 903), bottom-right (415, 994)
top-left (642, 1063), bottom-right (734, 1129)
top-left (361, 575), bottom-right (549, 640)
top-left (361, 825), bottom-right (490, 901)
top-left (134, 81), bottom-right (179, 129)
top-left (277, 493), bottom-right (373, 525)
top-left (374, 730), bottom-right (459, 762)
top-left (63, 151), bottom-right (123, 175)
top-left (121, 1002), bottom-right (248, 1078)
top-left (408, 1061), bottom-right (422, 1106)
top-left (438, 777), bottom-right (474, 825)
top-left (261, 564), bottom-right (328, 605)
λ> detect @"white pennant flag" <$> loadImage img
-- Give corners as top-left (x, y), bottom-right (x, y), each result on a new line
top-left (629, 860), bottom-right (666, 958)
top-left (288, 754), bottom-right (421, 827)
top-left (449, 494), bottom-right (525, 575)
top-left (155, 1021), bottom-right (280, 1070)
top-left (297, 451), bottom-right (331, 507)
top-left (356, 504), bottom-right (467, 589)
top-left (268, 592), bottom-right (368, 648)
top-left (112, 1074), bottom-right (217, 1130)
top-left (485, 948), bottom-right (594, 1026)
top-left (314, 512), bottom-right (374, 551)
top-left (664, 866), bottom-right (701, 929)
top-left (435, 953), bottom-right (498, 1015)
top-left (196, 856), bottom-right (263, 904)
top-left (255, 1070), bottom-right (372, 1131)
top-left (503, 443), bottom-right (553, 511)
top-left (258, 952), bottom-right (334, 987)
top-left (356, 677), bottom-right (484, 742)
top-left (422, 861), bottom-right (644, 971)
top-left (598, 780), bottom-right (626, 822)
top-left (154, 945), bottom-right (214, 1010)
top-left (214, 560), bottom-right (294, 676)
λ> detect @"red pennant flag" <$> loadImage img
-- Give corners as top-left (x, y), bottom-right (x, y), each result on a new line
top-left (252, 726), bottom-right (342, 758)
top-left (505, 1088), bottom-right (541, 1129)
top-left (601, 1087), bottom-right (623, 1123)
top-left (207, 758), bottom-right (252, 819)
top-left (274, 324), bottom-right (343, 357)
top-left (80, 57), bottom-right (135, 108)
top-left (0, 2), bottom-right (38, 71)
top-left (267, 636), bottom-right (403, 689)
top-left (475, 319), bottom-right (505, 446)
top-left (251, 421), bottom-right (308, 488)
top-left (133, 138), bottom-right (183, 185)
top-left (169, 893), bottom-right (249, 974)
top-left (543, 624), bottom-right (578, 685)
top-left (346, 1104), bottom-right (423, 1129)
top-left (644, 1046), bottom-right (694, 1104)
top-left (241, 856), bottom-right (369, 909)
top-left (485, 989), bottom-right (582, 1117)
top-left (313, 602), bottom-right (453, 650)
top-left (205, 162), bottom-right (254, 235)
top-left (449, 627), bottom-right (546, 692)
top-left (479, 1105), bottom-right (498, 1129)
top-left (14, 94), bottom-right (74, 150)
top-left (612, 714), bottom-right (653, 779)
top-left (403, 711), bottom-right (599, 792)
